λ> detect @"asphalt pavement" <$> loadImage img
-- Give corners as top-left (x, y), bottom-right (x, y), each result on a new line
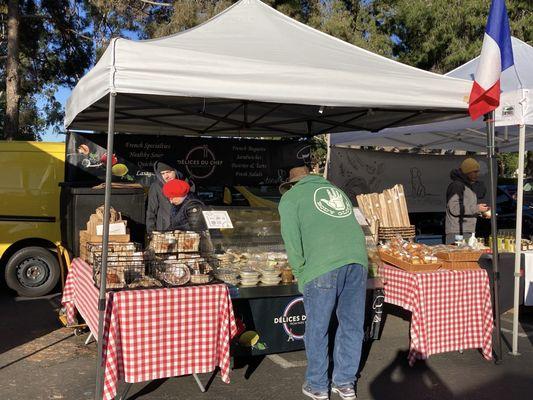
top-left (0, 289), bottom-right (532, 400)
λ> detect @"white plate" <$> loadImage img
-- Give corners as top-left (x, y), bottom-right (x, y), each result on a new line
top-left (240, 281), bottom-right (259, 287)
top-left (261, 273), bottom-right (281, 279)
top-left (261, 279), bottom-right (282, 284)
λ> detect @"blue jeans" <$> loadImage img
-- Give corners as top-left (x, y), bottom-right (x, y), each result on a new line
top-left (303, 264), bottom-right (367, 392)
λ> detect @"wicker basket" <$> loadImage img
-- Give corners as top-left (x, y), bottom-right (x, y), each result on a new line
top-left (379, 251), bottom-right (442, 273)
top-left (435, 250), bottom-right (483, 262)
top-left (378, 226), bottom-right (416, 241)
top-left (440, 260), bottom-right (480, 270)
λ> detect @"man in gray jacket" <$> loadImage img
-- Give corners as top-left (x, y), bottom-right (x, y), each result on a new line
top-left (445, 158), bottom-right (490, 244)
top-left (146, 160), bottom-right (185, 233)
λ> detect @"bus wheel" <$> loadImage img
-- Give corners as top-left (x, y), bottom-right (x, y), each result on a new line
top-left (5, 247), bottom-right (60, 297)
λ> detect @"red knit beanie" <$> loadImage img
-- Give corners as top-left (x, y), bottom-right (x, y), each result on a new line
top-left (162, 179), bottom-right (190, 199)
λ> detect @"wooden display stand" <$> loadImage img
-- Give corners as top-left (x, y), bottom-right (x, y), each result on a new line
top-left (356, 185), bottom-right (413, 240)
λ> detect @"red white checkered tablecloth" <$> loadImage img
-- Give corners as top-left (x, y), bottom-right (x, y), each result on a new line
top-left (62, 258), bottom-right (237, 400)
top-left (379, 264), bottom-right (494, 366)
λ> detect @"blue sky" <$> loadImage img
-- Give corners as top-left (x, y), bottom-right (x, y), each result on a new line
top-left (41, 85), bottom-right (71, 142)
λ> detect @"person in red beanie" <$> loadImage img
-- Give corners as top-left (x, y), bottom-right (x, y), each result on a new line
top-left (162, 179), bottom-right (206, 231)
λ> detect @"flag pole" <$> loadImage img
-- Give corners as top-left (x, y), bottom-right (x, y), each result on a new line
top-left (486, 110), bottom-right (503, 363)
top-left (511, 122), bottom-right (526, 355)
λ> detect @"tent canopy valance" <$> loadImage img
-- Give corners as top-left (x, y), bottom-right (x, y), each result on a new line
top-left (64, 0), bottom-right (471, 137)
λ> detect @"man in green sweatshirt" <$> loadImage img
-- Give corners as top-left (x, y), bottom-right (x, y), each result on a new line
top-left (278, 165), bottom-right (368, 400)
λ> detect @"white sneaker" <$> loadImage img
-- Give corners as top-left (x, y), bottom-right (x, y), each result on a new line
top-left (331, 386), bottom-right (356, 400)
top-left (302, 384), bottom-right (329, 400)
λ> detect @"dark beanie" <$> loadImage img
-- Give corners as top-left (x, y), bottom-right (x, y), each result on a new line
top-left (156, 161), bottom-right (174, 174)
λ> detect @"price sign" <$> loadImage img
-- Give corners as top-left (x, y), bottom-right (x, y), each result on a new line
top-left (202, 210), bottom-right (234, 229)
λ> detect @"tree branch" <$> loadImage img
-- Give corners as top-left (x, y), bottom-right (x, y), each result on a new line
top-left (140, 0), bottom-right (173, 6)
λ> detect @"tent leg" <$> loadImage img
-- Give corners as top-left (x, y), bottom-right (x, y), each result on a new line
top-left (486, 110), bottom-right (503, 363)
top-left (192, 373), bottom-right (206, 393)
top-left (94, 92), bottom-right (117, 400)
top-left (85, 332), bottom-right (95, 345)
top-left (511, 123), bottom-right (526, 356)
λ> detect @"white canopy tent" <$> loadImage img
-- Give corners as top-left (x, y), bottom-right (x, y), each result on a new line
top-left (330, 37), bottom-right (532, 151)
top-left (331, 36), bottom-right (533, 357)
top-left (64, 0), bottom-right (472, 137)
top-left (64, 1), bottom-right (484, 398)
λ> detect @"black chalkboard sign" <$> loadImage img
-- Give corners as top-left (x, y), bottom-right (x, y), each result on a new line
top-left (65, 132), bottom-right (311, 188)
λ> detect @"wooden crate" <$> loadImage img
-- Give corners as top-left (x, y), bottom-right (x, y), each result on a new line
top-left (379, 251), bottom-right (442, 273)
top-left (434, 250), bottom-right (483, 262)
top-left (378, 225), bottom-right (416, 241)
top-left (79, 230), bottom-right (131, 261)
top-left (440, 261), bottom-right (480, 271)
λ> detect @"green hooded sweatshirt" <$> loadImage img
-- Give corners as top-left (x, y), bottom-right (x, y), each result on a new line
top-left (278, 174), bottom-right (368, 292)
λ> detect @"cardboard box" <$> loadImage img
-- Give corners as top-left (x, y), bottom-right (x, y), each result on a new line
top-left (96, 221), bottom-right (127, 236)
top-left (79, 229), bottom-right (131, 260)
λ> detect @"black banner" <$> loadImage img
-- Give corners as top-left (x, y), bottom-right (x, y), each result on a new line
top-left (231, 287), bottom-right (383, 356)
top-left (66, 132), bottom-right (311, 187)
top-left (232, 296), bottom-right (306, 356)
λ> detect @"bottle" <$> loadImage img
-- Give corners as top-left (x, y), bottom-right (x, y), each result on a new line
top-left (454, 234), bottom-right (465, 248)
top-left (468, 233), bottom-right (477, 249)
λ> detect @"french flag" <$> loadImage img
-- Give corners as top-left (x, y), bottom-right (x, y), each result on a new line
top-left (468, 0), bottom-right (514, 120)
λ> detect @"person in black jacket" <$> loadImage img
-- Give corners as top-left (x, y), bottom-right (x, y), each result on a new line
top-left (162, 179), bottom-right (207, 232)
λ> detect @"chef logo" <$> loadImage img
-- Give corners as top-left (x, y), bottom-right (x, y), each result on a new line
top-left (273, 297), bottom-right (306, 341)
top-left (313, 187), bottom-right (352, 218)
top-left (296, 145), bottom-right (311, 162)
top-left (178, 145), bottom-right (222, 179)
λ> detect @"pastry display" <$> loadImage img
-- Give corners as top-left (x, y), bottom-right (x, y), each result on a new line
top-left (215, 269), bottom-right (239, 285)
top-left (94, 267), bottom-right (125, 289)
top-left (379, 237), bottom-right (439, 265)
top-left (156, 261), bottom-right (191, 286)
top-left (281, 267), bottom-right (294, 284)
top-left (190, 274), bottom-right (213, 284)
top-left (148, 230), bottom-right (201, 253)
top-left (129, 276), bottom-right (163, 288)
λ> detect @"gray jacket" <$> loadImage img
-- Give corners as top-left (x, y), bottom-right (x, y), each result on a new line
top-left (146, 162), bottom-right (183, 233)
top-left (445, 169), bottom-right (480, 235)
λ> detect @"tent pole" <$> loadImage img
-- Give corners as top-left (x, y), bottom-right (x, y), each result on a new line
top-left (511, 123), bottom-right (526, 355)
top-left (486, 110), bottom-right (503, 363)
top-left (94, 92), bottom-right (117, 400)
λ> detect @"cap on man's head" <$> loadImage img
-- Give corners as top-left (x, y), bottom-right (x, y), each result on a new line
top-left (460, 158), bottom-right (480, 175)
top-left (279, 165), bottom-right (310, 194)
top-left (156, 161), bottom-right (174, 174)
top-left (162, 179), bottom-right (190, 199)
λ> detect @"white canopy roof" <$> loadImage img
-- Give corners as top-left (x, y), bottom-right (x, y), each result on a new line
top-left (331, 37), bottom-right (533, 152)
top-left (65, 0), bottom-right (471, 137)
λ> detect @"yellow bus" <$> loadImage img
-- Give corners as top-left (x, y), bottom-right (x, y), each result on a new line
top-left (0, 141), bottom-right (64, 297)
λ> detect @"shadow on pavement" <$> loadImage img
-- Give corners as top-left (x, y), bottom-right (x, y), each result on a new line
top-left (0, 291), bottom-right (63, 354)
top-left (369, 349), bottom-right (533, 400)
top-left (128, 378), bottom-right (169, 400)
top-left (520, 305), bottom-right (533, 347)
top-left (369, 350), bottom-right (454, 400)
top-left (232, 355), bottom-right (266, 380)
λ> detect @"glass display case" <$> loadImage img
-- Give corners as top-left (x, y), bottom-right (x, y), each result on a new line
top-left (206, 206), bottom-right (286, 254)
